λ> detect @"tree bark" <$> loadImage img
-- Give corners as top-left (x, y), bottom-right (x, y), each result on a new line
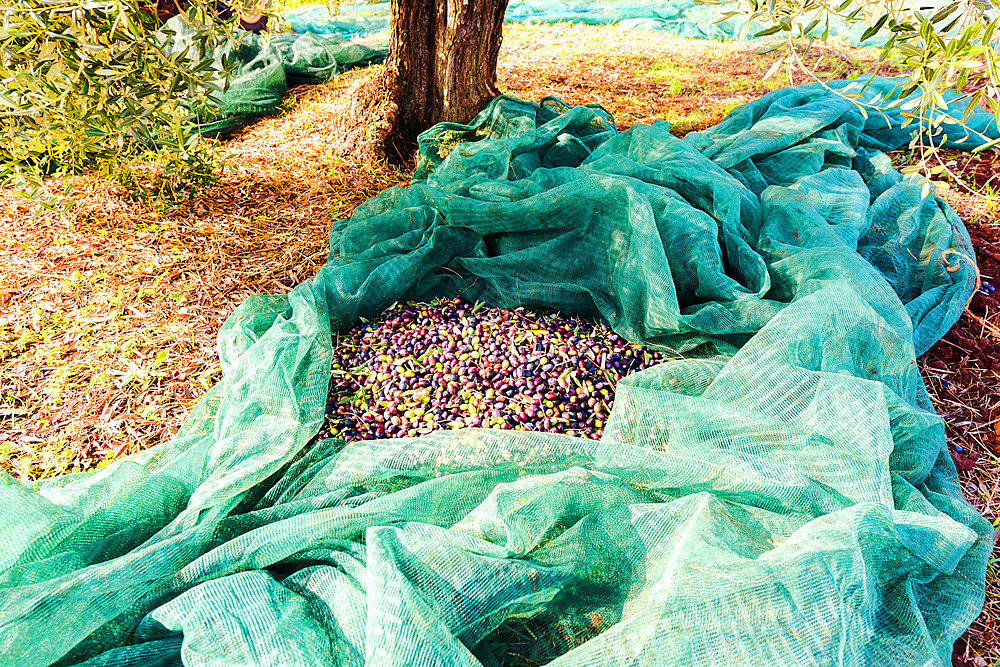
top-left (336, 0), bottom-right (508, 163)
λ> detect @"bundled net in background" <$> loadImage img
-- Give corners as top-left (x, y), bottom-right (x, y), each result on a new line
top-left (162, 15), bottom-right (387, 136)
top-left (0, 70), bottom-right (997, 666)
top-left (175, 0), bottom-right (966, 138)
top-left (283, 0), bottom-right (955, 44)
top-left (173, 0), bottom-right (970, 139)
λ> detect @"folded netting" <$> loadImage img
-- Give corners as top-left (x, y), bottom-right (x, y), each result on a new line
top-left (161, 16), bottom-right (386, 136)
top-left (0, 77), bottom-right (995, 666)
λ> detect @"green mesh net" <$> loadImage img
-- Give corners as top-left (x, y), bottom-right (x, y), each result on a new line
top-left (0, 77), bottom-right (995, 666)
top-left (173, 0), bottom-right (965, 138)
top-left (170, 0), bottom-right (974, 138)
top-left (161, 16), bottom-right (385, 136)
top-left (283, 0), bottom-right (951, 46)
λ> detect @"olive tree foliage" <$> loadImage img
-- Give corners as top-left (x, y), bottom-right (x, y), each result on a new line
top-left (2, 0), bottom-right (998, 200)
top-left (0, 0), bottom-right (238, 201)
top-left (711, 0), bottom-right (1000, 191)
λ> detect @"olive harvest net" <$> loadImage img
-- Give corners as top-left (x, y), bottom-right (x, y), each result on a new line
top-left (161, 16), bottom-right (385, 136)
top-left (283, 0), bottom-right (954, 45)
top-left (1, 77), bottom-right (997, 666)
top-left (177, 0), bottom-right (961, 138)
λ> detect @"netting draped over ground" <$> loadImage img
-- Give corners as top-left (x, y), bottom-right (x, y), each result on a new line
top-left (162, 16), bottom-right (385, 136)
top-left (0, 78), bottom-right (995, 666)
top-left (176, 0), bottom-right (967, 138)
top-left (283, 0), bottom-right (946, 45)
top-left (199, 0), bottom-right (965, 137)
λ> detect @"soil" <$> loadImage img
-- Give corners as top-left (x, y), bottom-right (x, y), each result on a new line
top-left (0, 20), bottom-right (997, 664)
top-left (919, 209), bottom-right (1000, 666)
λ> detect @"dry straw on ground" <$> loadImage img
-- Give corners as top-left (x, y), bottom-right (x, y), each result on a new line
top-left (0, 22), bottom-right (996, 664)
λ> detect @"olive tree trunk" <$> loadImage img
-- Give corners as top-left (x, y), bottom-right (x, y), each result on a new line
top-left (336, 0), bottom-right (508, 162)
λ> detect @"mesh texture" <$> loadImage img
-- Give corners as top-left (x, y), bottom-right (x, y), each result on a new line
top-left (285, 0), bottom-right (953, 46)
top-left (0, 78), bottom-right (995, 666)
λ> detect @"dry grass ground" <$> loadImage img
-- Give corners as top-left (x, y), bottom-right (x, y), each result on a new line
top-left (0, 68), bottom-right (408, 476)
top-left (920, 182), bottom-right (1000, 667)
top-left (0, 22), bottom-right (996, 665)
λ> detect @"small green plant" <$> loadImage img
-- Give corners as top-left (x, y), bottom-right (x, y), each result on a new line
top-left (122, 126), bottom-right (230, 208)
top-left (0, 0), bottom-right (239, 202)
top-left (277, 91), bottom-right (299, 116)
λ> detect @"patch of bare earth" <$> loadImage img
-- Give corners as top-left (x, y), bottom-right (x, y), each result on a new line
top-left (0, 20), bottom-right (995, 664)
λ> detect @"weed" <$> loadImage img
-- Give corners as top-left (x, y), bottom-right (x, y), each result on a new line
top-left (278, 92), bottom-right (300, 116)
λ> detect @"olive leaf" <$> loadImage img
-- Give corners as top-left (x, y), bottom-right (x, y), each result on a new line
top-left (0, 0), bottom-right (238, 202)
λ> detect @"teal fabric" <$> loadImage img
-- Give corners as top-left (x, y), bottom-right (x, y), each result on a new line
top-left (0, 77), bottom-right (993, 666)
top-left (285, 0), bottom-right (949, 46)
top-left (162, 16), bottom-right (385, 136)
top-left (174, 2), bottom-right (987, 137)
